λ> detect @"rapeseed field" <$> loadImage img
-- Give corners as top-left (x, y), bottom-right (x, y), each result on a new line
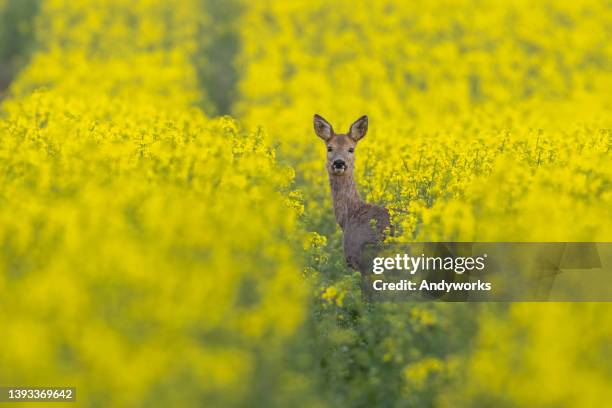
top-left (0, 0), bottom-right (610, 406)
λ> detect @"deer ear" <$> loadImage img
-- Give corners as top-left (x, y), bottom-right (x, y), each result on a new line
top-left (348, 115), bottom-right (368, 141)
top-left (314, 114), bottom-right (333, 141)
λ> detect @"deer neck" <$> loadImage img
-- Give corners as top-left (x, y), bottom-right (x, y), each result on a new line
top-left (329, 172), bottom-right (363, 230)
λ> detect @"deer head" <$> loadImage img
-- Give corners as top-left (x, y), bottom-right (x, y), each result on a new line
top-left (313, 114), bottom-right (368, 176)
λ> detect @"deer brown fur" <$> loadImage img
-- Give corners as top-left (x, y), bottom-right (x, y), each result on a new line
top-left (313, 114), bottom-right (391, 271)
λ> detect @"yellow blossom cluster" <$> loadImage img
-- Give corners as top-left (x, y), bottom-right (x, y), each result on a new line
top-left (237, 0), bottom-right (611, 242)
top-left (0, 0), bottom-right (306, 406)
top-left (236, 0), bottom-right (612, 405)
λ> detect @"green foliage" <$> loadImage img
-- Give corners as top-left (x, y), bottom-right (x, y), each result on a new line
top-left (0, 0), bottom-right (40, 94)
top-left (195, 0), bottom-right (242, 115)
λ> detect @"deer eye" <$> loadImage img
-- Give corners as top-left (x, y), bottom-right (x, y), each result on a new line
top-left (327, 146), bottom-right (332, 152)
top-left (348, 148), bottom-right (354, 153)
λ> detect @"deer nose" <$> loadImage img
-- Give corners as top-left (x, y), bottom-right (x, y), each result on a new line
top-left (333, 159), bottom-right (346, 169)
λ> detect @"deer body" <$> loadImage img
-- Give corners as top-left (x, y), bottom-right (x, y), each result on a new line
top-left (314, 114), bottom-right (391, 271)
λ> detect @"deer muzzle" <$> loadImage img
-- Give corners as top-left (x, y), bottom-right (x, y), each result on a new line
top-left (332, 159), bottom-right (346, 174)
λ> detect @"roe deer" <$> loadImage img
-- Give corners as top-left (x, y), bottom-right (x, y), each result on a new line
top-left (313, 114), bottom-right (391, 272)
